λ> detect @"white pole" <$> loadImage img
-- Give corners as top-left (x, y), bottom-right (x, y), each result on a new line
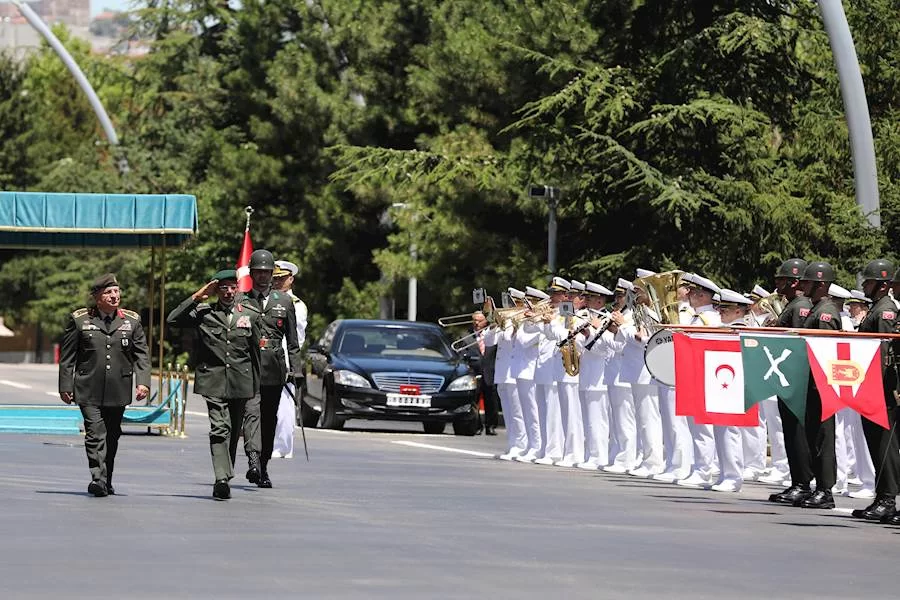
top-left (408, 242), bottom-right (417, 321)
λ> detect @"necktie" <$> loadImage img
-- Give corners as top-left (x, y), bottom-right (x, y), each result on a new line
top-left (477, 330), bottom-right (486, 355)
top-left (104, 315), bottom-right (113, 327)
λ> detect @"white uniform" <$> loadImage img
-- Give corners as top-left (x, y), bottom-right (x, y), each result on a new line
top-left (710, 316), bottom-right (746, 492)
top-left (575, 316), bottom-right (618, 468)
top-left (487, 323), bottom-right (527, 459)
top-left (606, 309), bottom-right (637, 472)
top-left (533, 319), bottom-right (563, 464)
top-left (653, 302), bottom-right (694, 482)
top-left (514, 321), bottom-right (543, 461)
top-left (273, 293), bottom-right (307, 458)
top-left (546, 315), bottom-right (585, 467)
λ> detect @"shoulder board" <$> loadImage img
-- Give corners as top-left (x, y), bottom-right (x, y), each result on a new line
top-left (72, 308), bottom-right (89, 318)
top-left (240, 300), bottom-right (261, 313)
top-left (799, 308), bottom-right (810, 317)
top-left (819, 313), bottom-right (832, 322)
top-left (272, 292), bottom-right (280, 300)
top-left (698, 313), bottom-right (713, 326)
top-left (883, 311), bottom-right (896, 320)
top-left (120, 308), bottom-right (140, 320)
top-left (292, 296), bottom-right (302, 304)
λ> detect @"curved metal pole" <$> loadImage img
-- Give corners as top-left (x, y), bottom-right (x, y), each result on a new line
top-left (11, 0), bottom-right (120, 147)
top-left (818, 0), bottom-right (880, 227)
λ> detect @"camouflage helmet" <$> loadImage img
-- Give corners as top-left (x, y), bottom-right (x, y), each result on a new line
top-left (248, 249), bottom-right (275, 271)
top-left (861, 259), bottom-right (895, 282)
top-left (775, 258), bottom-right (808, 279)
top-left (799, 261), bottom-right (835, 283)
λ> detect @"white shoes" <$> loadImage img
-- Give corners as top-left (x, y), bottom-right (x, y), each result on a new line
top-left (711, 480), bottom-right (742, 493)
top-left (849, 488), bottom-right (875, 499)
top-left (741, 468), bottom-right (764, 482)
top-left (759, 470), bottom-right (790, 485)
top-left (628, 465), bottom-right (662, 478)
top-left (533, 457), bottom-right (557, 466)
top-left (832, 484), bottom-right (849, 497)
top-left (271, 450), bottom-right (283, 459)
top-left (847, 475), bottom-right (864, 486)
top-left (576, 460), bottom-right (602, 471)
top-left (652, 471), bottom-right (686, 483)
top-left (677, 471), bottom-right (712, 489)
top-left (554, 458), bottom-right (578, 468)
top-left (602, 464), bottom-right (629, 474)
top-left (499, 448), bottom-right (525, 461)
top-left (515, 450), bottom-right (539, 463)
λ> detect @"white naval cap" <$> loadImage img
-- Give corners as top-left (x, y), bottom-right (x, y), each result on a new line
top-left (584, 281), bottom-right (614, 297)
top-left (615, 278), bottom-right (635, 293)
top-left (750, 284), bottom-right (770, 299)
top-left (636, 268), bottom-right (656, 279)
top-left (508, 287), bottom-right (526, 300)
top-left (274, 260), bottom-right (299, 276)
top-left (848, 289), bottom-right (870, 304)
top-left (569, 280), bottom-right (586, 292)
top-left (717, 288), bottom-right (753, 306)
top-left (548, 276), bottom-right (571, 292)
top-left (525, 286), bottom-right (550, 300)
top-left (682, 273), bottom-right (721, 295)
top-left (828, 283), bottom-right (852, 300)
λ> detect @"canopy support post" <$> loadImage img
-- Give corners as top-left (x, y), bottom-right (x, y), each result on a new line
top-left (148, 247), bottom-right (156, 404)
top-left (157, 236), bottom-right (166, 403)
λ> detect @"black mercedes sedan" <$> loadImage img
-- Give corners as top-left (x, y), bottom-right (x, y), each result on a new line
top-left (301, 319), bottom-right (481, 435)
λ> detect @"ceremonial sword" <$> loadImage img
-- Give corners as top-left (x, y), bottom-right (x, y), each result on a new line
top-left (282, 380), bottom-right (310, 462)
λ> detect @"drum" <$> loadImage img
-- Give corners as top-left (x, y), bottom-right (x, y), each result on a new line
top-left (644, 329), bottom-right (675, 387)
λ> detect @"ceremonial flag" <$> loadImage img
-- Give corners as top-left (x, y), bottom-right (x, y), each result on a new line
top-left (673, 333), bottom-right (759, 426)
top-left (740, 334), bottom-right (809, 421)
top-left (806, 337), bottom-right (888, 428)
top-left (236, 216), bottom-right (253, 293)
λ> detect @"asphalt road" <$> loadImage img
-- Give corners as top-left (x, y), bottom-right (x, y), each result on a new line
top-left (1, 364), bottom-right (898, 599)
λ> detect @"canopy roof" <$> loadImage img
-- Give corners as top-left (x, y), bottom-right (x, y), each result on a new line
top-left (0, 192), bottom-right (198, 248)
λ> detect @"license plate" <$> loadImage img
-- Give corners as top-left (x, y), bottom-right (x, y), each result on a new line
top-left (386, 393), bottom-right (432, 408)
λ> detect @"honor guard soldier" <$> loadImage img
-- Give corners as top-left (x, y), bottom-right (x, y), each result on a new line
top-left (58, 273), bottom-right (151, 497)
top-left (767, 258), bottom-right (814, 497)
top-left (168, 269), bottom-right (261, 500)
top-left (791, 261), bottom-right (841, 509)
top-left (852, 260), bottom-right (900, 522)
top-left (241, 249), bottom-right (302, 488)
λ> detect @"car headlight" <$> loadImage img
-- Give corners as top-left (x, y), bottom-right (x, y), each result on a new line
top-left (446, 375), bottom-right (477, 392)
top-left (333, 370), bottom-right (371, 389)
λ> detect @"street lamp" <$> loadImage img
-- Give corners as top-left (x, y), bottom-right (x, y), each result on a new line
top-left (528, 185), bottom-right (561, 274)
top-left (391, 202), bottom-right (418, 321)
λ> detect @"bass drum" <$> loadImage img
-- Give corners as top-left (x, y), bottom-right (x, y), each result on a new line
top-left (644, 329), bottom-right (676, 387)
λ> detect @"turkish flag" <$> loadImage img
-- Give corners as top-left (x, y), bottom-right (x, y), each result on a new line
top-left (806, 337), bottom-right (888, 428)
top-left (235, 228), bottom-right (253, 292)
top-left (673, 332), bottom-right (760, 426)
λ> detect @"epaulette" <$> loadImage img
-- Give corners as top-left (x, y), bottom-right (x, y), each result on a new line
top-left (72, 308), bottom-right (89, 318)
top-left (120, 308), bottom-right (140, 320)
top-left (240, 299), bottom-right (261, 313)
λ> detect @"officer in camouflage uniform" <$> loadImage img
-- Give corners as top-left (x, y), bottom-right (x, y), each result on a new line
top-left (167, 269), bottom-right (261, 500)
top-left (794, 261), bottom-right (841, 509)
top-left (241, 249), bottom-right (302, 488)
top-left (769, 258), bottom-right (816, 504)
top-left (851, 259), bottom-right (900, 522)
top-left (58, 273), bottom-right (151, 497)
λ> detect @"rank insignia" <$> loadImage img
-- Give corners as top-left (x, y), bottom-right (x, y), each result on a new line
top-left (820, 313), bottom-right (832, 322)
top-left (236, 316), bottom-right (251, 329)
top-left (118, 321), bottom-right (132, 331)
top-left (259, 337), bottom-right (269, 349)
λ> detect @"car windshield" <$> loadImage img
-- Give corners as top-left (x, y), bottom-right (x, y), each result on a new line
top-left (335, 327), bottom-right (454, 360)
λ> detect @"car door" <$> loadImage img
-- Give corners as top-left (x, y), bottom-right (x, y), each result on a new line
top-left (305, 321), bottom-right (338, 407)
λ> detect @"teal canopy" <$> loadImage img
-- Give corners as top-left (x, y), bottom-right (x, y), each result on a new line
top-left (0, 192), bottom-right (198, 248)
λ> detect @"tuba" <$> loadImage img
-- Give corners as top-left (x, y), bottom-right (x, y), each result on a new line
top-left (631, 270), bottom-right (683, 331)
top-left (756, 294), bottom-right (785, 326)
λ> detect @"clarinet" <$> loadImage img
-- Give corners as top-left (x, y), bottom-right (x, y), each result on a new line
top-left (584, 309), bottom-right (613, 351)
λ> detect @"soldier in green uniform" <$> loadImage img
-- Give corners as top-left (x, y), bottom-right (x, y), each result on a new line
top-left (794, 261), bottom-right (841, 509)
top-left (167, 269), bottom-right (261, 500)
top-left (769, 258), bottom-right (816, 505)
top-left (58, 273), bottom-right (151, 497)
top-left (851, 259), bottom-right (900, 522)
top-left (241, 249), bottom-right (302, 488)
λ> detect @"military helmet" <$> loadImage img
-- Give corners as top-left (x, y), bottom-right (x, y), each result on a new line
top-left (799, 261), bottom-right (835, 283)
top-left (775, 258), bottom-right (808, 279)
top-left (861, 259), bottom-right (895, 282)
top-left (893, 268), bottom-right (900, 284)
top-left (248, 249), bottom-right (275, 271)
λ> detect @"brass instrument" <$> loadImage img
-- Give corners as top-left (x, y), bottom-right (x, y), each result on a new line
top-left (558, 310), bottom-right (600, 376)
top-left (631, 270), bottom-right (683, 333)
top-left (756, 294), bottom-right (785, 326)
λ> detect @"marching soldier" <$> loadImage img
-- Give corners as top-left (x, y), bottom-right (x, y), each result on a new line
top-left (851, 259), bottom-right (900, 522)
top-left (271, 260), bottom-right (308, 459)
top-left (58, 273), bottom-right (151, 497)
top-left (604, 279), bottom-right (635, 474)
top-left (167, 269), bottom-right (261, 500)
top-left (241, 249), bottom-right (302, 488)
top-left (513, 286), bottom-right (548, 463)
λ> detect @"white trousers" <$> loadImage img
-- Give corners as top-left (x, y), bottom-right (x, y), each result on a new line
top-left (714, 425), bottom-right (743, 485)
top-left (498, 382), bottom-right (527, 454)
top-left (689, 418), bottom-right (716, 476)
top-left (538, 383), bottom-right (563, 460)
top-left (580, 389), bottom-right (610, 465)
top-left (609, 384), bottom-right (638, 469)
top-left (659, 386), bottom-right (693, 476)
top-left (632, 383), bottom-right (664, 471)
top-left (516, 379), bottom-right (541, 454)
top-left (272, 384), bottom-right (295, 458)
top-left (558, 382), bottom-right (584, 463)
top-left (836, 408), bottom-right (875, 489)
top-left (760, 397), bottom-right (788, 474)
top-left (741, 412), bottom-right (767, 473)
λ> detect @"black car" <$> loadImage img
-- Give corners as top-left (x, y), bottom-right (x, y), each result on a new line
top-left (300, 319), bottom-right (481, 435)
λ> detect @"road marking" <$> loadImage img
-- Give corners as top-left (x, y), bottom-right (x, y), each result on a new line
top-left (392, 440), bottom-right (495, 457)
top-left (833, 508), bottom-right (854, 514)
top-left (46, 392), bottom-right (59, 397)
top-left (0, 380), bottom-right (31, 389)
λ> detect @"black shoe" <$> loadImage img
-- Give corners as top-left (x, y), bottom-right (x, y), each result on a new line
top-left (881, 512), bottom-right (900, 525)
top-left (798, 490), bottom-right (835, 509)
top-left (769, 484), bottom-right (811, 504)
top-left (107, 484), bottom-right (115, 496)
top-left (486, 428), bottom-right (497, 436)
top-left (213, 479), bottom-right (231, 500)
top-left (852, 495), bottom-right (896, 520)
top-left (246, 468), bottom-right (260, 484)
top-left (88, 481), bottom-right (108, 497)
top-left (257, 473), bottom-right (272, 488)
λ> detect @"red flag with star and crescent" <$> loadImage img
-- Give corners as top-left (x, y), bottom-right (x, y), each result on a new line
top-left (673, 333), bottom-right (760, 426)
top-left (806, 337), bottom-right (888, 428)
top-left (235, 227), bottom-right (253, 292)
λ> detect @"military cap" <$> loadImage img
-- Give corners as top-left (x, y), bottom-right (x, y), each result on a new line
top-left (548, 277), bottom-right (571, 292)
top-left (615, 278), bottom-right (635, 293)
top-left (525, 286), bottom-right (550, 300)
top-left (717, 288), bottom-right (753, 307)
top-left (749, 284), bottom-right (771, 300)
top-left (682, 273), bottom-right (721, 295)
top-left (636, 268), bottom-right (656, 279)
top-left (90, 273), bottom-right (119, 295)
top-left (508, 287), bottom-right (526, 300)
top-left (828, 283), bottom-right (851, 300)
top-left (569, 280), bottom-right (586, 293)
top-left (211, 269), bottom-right (237, 282)
top-left (584, 281), bottom-right (614, 297)
top-left (848, 290), bottom-right (869, 304)
top-left (274, 260), bottom-right (298, 277)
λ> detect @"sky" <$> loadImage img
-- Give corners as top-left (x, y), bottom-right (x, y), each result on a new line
top-left (92, 0), bottom-right (134, 17)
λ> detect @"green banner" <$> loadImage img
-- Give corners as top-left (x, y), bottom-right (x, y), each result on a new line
top-left (740, 334), bottom-right (809, 421)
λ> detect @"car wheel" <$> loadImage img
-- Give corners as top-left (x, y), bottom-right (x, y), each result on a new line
top-left (452, 414), bottom-right (479, 436)
top-left (320, 391), bottom-right (345, 430)
top-left (422, 421), bottom-right (446, 435)
top-left (297, 396), bottom-right (319, 429)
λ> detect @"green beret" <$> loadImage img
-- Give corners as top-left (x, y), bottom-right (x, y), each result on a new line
top-left (90, 273), bottom-right (119, 294)
top-left (212, 269), bottom-right (237, 282)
